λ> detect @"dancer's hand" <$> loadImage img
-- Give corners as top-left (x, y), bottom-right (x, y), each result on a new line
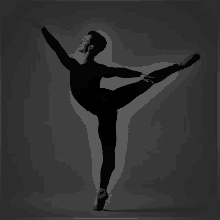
top-left (178, 52), bottom-right (201, 69)
top-left (25, 16), bottom-right (44, 30)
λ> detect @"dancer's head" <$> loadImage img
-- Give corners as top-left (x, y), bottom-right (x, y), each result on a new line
top-left (78, 30), bottom-right (107, 60)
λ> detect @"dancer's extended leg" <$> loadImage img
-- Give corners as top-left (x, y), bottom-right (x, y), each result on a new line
top-left (143, 53), bottom-right (201, 84)
top-left (100, 63), bottom-right (180, 111)
top-left (100, 53), bottom-right (201, 111)
top-left (143, 63), bottom-right (180, 84)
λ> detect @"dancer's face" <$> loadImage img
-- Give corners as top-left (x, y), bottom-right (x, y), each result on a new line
top-left (78, 35), bottom-right (93, 54)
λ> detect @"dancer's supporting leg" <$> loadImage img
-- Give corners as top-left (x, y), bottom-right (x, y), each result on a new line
top-left (94, 109), bottom-right (117, 210)
top-left (99, 110), bottom-right (117, 190)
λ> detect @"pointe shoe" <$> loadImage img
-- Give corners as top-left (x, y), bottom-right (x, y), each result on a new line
top-left (179, 52), bottom-right (201, 69)
top-left (93, 189), bottom-right (109, 211)
top-left (105, 192), bottom-right (112, 206)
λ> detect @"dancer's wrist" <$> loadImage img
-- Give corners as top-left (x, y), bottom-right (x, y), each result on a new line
top-left (176, 63), bottom-right (183, 70)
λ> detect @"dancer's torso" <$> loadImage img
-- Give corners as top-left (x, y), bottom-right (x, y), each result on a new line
top-left (70, 63), bottom-right (105, 113)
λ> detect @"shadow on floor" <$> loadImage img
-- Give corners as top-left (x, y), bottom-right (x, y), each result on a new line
top-left (3, 198), bottom-right (220, 220)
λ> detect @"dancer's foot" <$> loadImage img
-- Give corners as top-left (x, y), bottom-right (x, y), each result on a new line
top-left (93, 188), bottom-right (109, 211)
top-left (178, 52), bottom-right (201, 69)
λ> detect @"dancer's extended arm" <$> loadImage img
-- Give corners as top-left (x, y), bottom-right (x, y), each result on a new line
top-left (26, 17), bottom-right (79, 70)
top-left (103, 66), bottom-right (143, 78)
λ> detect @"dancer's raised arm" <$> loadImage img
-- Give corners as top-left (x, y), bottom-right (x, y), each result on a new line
top-left (26, 17), bottom-right (79, 70)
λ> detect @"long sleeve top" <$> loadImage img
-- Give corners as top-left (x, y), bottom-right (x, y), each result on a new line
top-left (41, 27), bottom-right (153, 79)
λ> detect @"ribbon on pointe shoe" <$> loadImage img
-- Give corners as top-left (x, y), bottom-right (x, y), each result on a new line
top-left (93, 189), bottom-right (109, 211)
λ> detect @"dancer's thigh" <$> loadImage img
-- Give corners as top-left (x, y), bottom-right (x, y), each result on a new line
top-left (100, 80), bottom-right (153, 110)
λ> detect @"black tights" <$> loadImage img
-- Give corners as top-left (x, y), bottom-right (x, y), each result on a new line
top-left (99, 150), bottom-right (115, 189)
top-left (97, 110), bottom-right (117, 190)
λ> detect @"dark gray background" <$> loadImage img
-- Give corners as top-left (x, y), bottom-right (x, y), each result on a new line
top-left (1, 0), bottom-right (219, 218)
